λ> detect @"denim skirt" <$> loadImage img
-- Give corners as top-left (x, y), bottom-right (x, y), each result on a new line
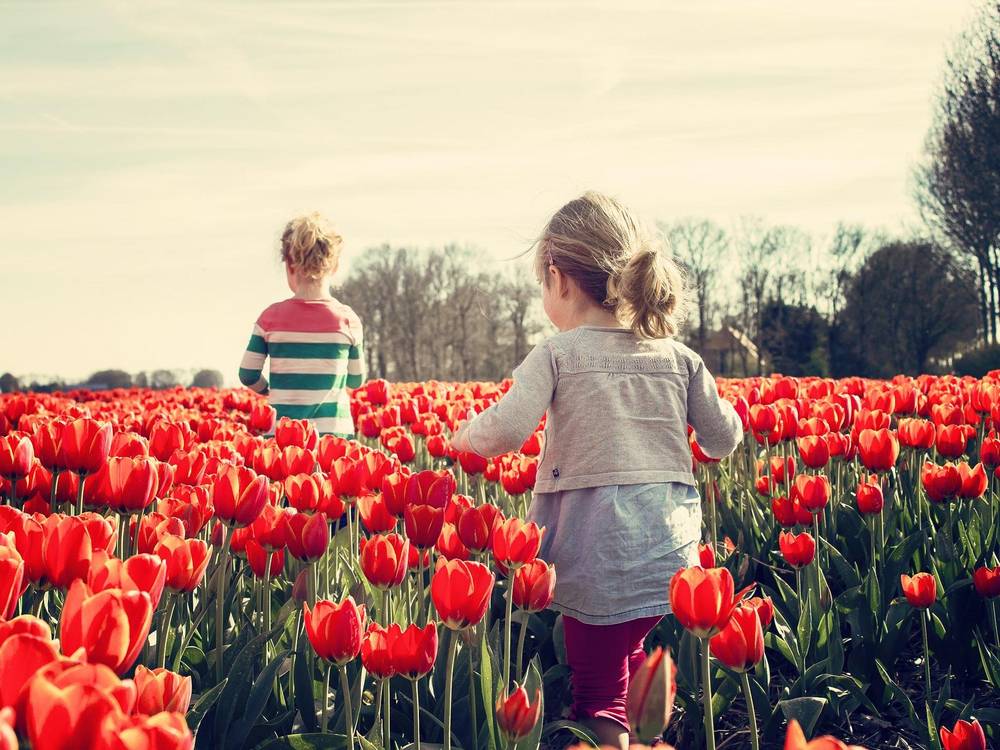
top-left (527, 482), bottom-right (702, 626)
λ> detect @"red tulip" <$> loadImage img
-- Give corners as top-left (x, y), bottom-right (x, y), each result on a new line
top-left (0, 435), bottom-right (34, 480)
top-left (457, 451), bottom-right (489, 475)
top-left (898, 418), bottom-right (935, 450)
top-left (512, 559), bottom-right (556, 612)
top-left (779, 531), bottom-right (815, 569)
top-left (88, 552), bottom-right (167, 609)
top-left (404, 502), bottom-right (446, 550)
top-left (784, 719), bottom-right (868, 750)
top-left (249, 403), bottom-right (276, 435)
top-left (60, 418), bottom-right (113, 474)
top-left (212, 465), bottom-right (269, 527)
top-left (957, 462), bottom-right (987, 499)
top-left (669, 566), bottom-right (739, 638)
top-left (457, 503), bottom-right (503, 552)
top-left (24, 675), bottom-right (123, 750)
top-left (771, 495), bottom-right (812, 528)
top-left (250, 503), bottom-right (291, 551)
top-left (358, 492), bottom-right (397, 534)
top-left (980, 433), bottom-right (1000, 467)
top-left (625, 646), bottom-right (676, 744)
top-left (304, 597), bottom-right (366, 665)
top-left (495, 685), bottom-right (542, 741)
top-left (855, 478), bottom-right (884, 515)
top-left (431, 559), bottom-right (495, 630)
top-left (361, 622), bottom-right (397, 678)
top-left (746, 595), bottom-right (774, 629)
top-left (492, 517), bottom-right (543, 571)
top-left (60, 579), bottom-right (153, 674)
top-left (698, 543), bottom-right (716, 568)
top-left (940, 718), bottom-right (987, 750)
top-left (0, 534), bottom-right (25, 619)
top-left (973, 566), bottom-right (1000, 598)
top-left (0, 631), bottom-right (61, 709)
top-left (286, 512), bottom-right (330, 562)
top-left (104, 711), bottom-right (194, 750)
top-left (792, 474), bottom-right (830, 514)
top-left (391, 622), bottom-right (438, 679)
top-left (42, 515), bottom-right (94, 588)
top-left (936, 424), bottom-right (968, 459)
top-left (245, 539), bottom-right (284, 578)
top-left (105, 456), bottom-right (160, 513)
top-left (856, 428), bottom-right (899, 472)
top-left (436, 522), bottom-right (470, 561)
top-left (922, 462), bottom-right (962, 503)
top-left (360, 533), bottom-right (410, 590)
top-left (900, 573), bottom-right (936, 608)
top-left (797, 435), bottom-right (830, 469)
top-left (148, 421), bottom-right (187, 462)
top-left (170, 449), bottom-right (207, 486)
top-left (155, 535), bottom-right (211, 593)
top-left (133, 665), bottom-right (192, 714)
top-left (709, 603), bottom-right (765, 671)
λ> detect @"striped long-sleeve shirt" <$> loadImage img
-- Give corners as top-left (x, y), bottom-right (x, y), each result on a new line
top-left (238, 297), bottom-right (366, 437)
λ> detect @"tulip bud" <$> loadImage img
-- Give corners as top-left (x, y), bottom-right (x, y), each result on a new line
top-left (626, 647), bottom-right (676, 743)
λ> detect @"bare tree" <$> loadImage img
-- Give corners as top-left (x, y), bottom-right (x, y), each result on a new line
top-left (661, 219), bottom-right (728, 349)
top-left (915, 2), bottom-right (1000, 344)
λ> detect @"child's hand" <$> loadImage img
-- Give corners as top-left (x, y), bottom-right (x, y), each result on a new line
top-left (449, 410), bottom-right (476, 453)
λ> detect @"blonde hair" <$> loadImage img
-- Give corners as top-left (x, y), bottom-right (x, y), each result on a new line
top-left (533, 191), bottom-right (687, 339)
top-left (280, 212), bottom-right (343, 279)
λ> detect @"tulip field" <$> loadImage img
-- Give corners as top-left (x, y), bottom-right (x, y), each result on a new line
top-left (1, 374), bottom-right (999, 750)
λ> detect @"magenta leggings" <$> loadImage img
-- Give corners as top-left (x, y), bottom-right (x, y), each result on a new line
top-left (562, 615), bottom-right (663, 731)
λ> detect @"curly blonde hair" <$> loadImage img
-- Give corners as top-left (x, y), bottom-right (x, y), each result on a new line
top-left (533, 191), bottom-right (688, 339)
top-left (280, 213), bottom-right (343, 279)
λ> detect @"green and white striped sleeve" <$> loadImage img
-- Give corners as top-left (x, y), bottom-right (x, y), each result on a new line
top-left (346, 322), bottom-right (367, 389)
top-left (239, 323), bottom-right (270, 394)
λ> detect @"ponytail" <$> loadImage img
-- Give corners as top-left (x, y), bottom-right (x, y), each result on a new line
top-left (610, 245), bottom-right (686, 339)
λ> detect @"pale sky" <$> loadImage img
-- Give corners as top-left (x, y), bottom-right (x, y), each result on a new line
top-left (0, 0), bottom-right (977, 384)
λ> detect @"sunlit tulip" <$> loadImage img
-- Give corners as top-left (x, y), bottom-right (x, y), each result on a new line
top-left (921, 462), bottom-right (962, 503)
top-left (936, 424), bottom-right (968, 459)
top-left (212, 465), bottom-right (269, 527)
top-left (24, 675), bottom-right (123, 750)
top-left (360, 533), bottom-right (409, 590)
top-left (0, 707), bottom-right (15, 750)
top-left (626, 646), bottom-right (676, 744)
top-left (980, 433), bottom-right (1000, 467)
top-left (746, 595), bottom-right (774, 628)
top-left (669, 566), bottom-right (738, 638)
top-left (245, 539), bottom-right (284, 579)
top-left (957, 462), bottom-right (987, 499)
top-left (404, 502), bottom-right (446, 550)
top-left (304, 597), bottom-right (366, 665)
top-left (0, 632), bottom-right (61, 709)
top-left (512, 559), bottom-right (556, 612)
top-left (495, 685), bottom-right (542, 741)
top-left (42, 515), bottom-right (94, 589)
top-left (897, 418), bottom-right (935, 450)
top-left (698, 543), bottom-right (716, 568)
top-left (436, 522), bottom-right (470, 561)
top-left (88, 553), bottom-right (166, 609)
top-left (856, 428), bottom-right (899, 472)
top-left (779, 531), bottom-right (816, 569)
top-left (155, 535), bottom-right (211, 593)
top-left (358, 492), bottom-right (397, 533)
top-left (60, 418), bottom-right (113, 474)
top-left (0, 435), bottom-right (34, 480)
top-left (797, 435), bottom-right (830, 469)
top-left (105, 711), bottom-right (194, 750)
top-left (492, 517), bottom-right (543, 571)
top-left (939, 718), bottom-right (987, 750)
top-left (60, 579), bottom-right (153, 674)
top-left (36, 661), bottom-right (137, 715)
top-left (431, 559), bottom-right (495, 630)
top-left (133, 665), bottom-right (192, 714)
top-left (900, 573), bottom-right (936, 608)
top-left (361, 623), bottom-right (397, 678)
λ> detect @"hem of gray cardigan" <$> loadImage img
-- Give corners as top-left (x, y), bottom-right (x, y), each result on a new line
top-left (533, 469), bottom-right (697, 494)
top-left (549, 601), bottom-right (672, 626)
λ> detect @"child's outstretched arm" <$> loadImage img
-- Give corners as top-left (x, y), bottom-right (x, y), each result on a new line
top-left (687, 356), bottom-right (743, 459)
top-left (451, 343), bottom-right (555, 457)
top-left (238, 323), bottom-right (270, 395)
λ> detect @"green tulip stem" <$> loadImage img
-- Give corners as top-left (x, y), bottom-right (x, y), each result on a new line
top-left (443, 631), bottom-right (459, 750)
top-left (515, 615), bottom-right (528, 682)
top-left (157, 594), bottom-right (176, 669)
top-left (468, 638), bottom-right (479, 750)
top-left (503, 573), bottom-right (515, 690)
top-left (701, 637), bottom-right (716, 750)
top-left (920, 609), bottom-right (933, 704)
top-left (990, 600), bottom-right (1000, 650)
top-left (321, 661), bottom-right (332, 731)
top-left (412, 677), bottom-right (422, 750)
top-left (340, 664), bottom-right (355, 750)
top-left (740, 670), bottom-right (759, 750)
top-left (417, 553), bottom-right (426, 626)
top-left (75, 471), bottom-right (86, 515)
top-left (215, 524), bottom-right (231, 684)
top-left (812, 513), bottom-right (822, 611)
top-left (383, 676), bottom-right (392, 750)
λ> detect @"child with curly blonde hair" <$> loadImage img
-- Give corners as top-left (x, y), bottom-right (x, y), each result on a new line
top-left (239, 213), bottom-right (366, 436)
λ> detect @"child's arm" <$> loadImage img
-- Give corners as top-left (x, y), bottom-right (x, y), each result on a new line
top-left (346, 320), bottom-right (367, 389)
top-left (238, 323), bottom-right (270, 395)
top-left (451, 343), bottom-right (555, 457)
top-left (687, 357), bottom-right (743, 459)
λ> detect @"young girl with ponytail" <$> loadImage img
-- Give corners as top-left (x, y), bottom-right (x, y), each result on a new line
top-left (451, 191), bottom-right (743, 749)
